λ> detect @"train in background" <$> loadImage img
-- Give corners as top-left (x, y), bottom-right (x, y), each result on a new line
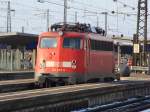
top-left (113, 37), bottom-right (133, 76)
top-left (34, 23), bottom-right (119, 87)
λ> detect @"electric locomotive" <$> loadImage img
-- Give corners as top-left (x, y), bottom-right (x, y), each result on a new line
top-left (35, 23), bottom-right (117, 86)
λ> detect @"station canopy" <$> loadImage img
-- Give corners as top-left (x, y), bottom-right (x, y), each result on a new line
top-left (0, 32), bottom-right (38, 49)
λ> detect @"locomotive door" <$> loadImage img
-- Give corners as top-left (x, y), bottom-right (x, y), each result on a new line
top-left (84, 39), bottom-right (90, 77)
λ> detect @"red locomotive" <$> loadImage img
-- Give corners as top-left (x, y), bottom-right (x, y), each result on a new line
top-left (35, 23), bottom-right (117, 86)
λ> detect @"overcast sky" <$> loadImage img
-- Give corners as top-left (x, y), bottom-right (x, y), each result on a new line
top-left (0, 0), bottom-right (149, 38)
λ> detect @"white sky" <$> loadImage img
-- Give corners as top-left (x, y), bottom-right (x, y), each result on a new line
top-left (0, 0), bottom-right (149, 38)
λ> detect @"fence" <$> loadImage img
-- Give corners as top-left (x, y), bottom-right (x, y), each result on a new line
top-left (0, 49), bottom-right (36, 71)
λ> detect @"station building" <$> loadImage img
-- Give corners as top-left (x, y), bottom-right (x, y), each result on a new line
top-left (0, 32), bottom-right (38, 71)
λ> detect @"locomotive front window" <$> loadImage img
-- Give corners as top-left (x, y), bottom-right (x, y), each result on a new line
top-left (63, 38), bottom-right (81, 49)
top-left (40, 38), bottom-right (57, 48)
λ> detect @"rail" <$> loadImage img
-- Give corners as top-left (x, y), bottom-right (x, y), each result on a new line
top-left (0, 81), bottom-right (150, 111)
top-left (74, 96), bottom-right (150, 112)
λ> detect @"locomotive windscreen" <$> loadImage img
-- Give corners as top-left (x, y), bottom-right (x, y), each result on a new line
top-left (40, 37), bottom-right (57, 48)
top-left (63, 38), bottom-right (81, 49)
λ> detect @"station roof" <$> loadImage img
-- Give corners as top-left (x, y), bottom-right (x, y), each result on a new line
top-left (0, 32), bottom-right (38, 46)
top-left (112, 37), bottom-right (133, 46)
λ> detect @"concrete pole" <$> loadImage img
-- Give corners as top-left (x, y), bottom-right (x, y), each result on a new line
top-left (105, 12), bottom-right (108, 36)
top-left (101, 12), bottom-right (108, 36)
top-left (97, 15), bottom-right (99, 27)
top-left (32, 49), bottom-right (36, 69)
top-left (6, 51), bottom-right (8, 70)
top-left (4, 49), bottom-right (7, 70)
top-left (75, 11), bottom-right (77, 23)
top-left (0, 50), bottom-right (2, 69)
top-left (16, 49), bottom-right (20, 70)
top-left (47, 9), bottom-right (50, 31)
top-left (64, 0), bottom-right (67, 24)
top-left (1, 49), bottom-right (4, 69)
top-left (10, 50), bottom-right (13, 71)
top-left (117, 42), bottom-right (121, 68)
top-left (22, 26), bottom-right (24, 33)
top-left (7, 1), bottom-right (11, 32)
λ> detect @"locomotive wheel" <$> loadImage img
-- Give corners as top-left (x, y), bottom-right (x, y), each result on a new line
top-left (87, 78), bottom-right (100, 83)
top-left (116, 73), bottom-right (121, 81)
top-left (104, 77), bottom-right (115, 82)
top-left (44, 78), bottom-right (50, 88)
top-left (111, 73), bottom-right (121, 82)
top-left (43, 78), bottom-right (56, 88)
top-left (58, 81), bottom-right (66, 86)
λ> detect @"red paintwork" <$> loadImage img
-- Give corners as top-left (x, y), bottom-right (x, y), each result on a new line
top-left (88, 51), bottom-right (114, 74)
top-left (35, 31), bottom-right (115, 80)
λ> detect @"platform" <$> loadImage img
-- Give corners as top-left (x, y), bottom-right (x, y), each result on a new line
top-left (0, 79), bottom-right (34, 93)
top-left (121, 73), bottom-right (150, 81)
top-left (0, 71), bottom-right (34, 80)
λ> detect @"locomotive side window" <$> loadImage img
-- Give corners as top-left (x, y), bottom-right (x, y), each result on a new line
top-left (90, 39), bottom-right (113, 51)
top-left (91, 40), bottom-right (95, 50)
top-left (40, 38), bottom-right (57, 48)
top-left (63, 38), bottom-right (82, 49)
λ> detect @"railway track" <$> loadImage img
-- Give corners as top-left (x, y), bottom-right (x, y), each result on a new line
top-left (0, 81), bottom-right (149, 111)
top-left (0, 83), bottom-right (118, 111)
top-left (0, 79), bottom-right (35, 93)
top-left (74, 96), bottom-right (150, 112)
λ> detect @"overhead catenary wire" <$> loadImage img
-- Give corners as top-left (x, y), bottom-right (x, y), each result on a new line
top-left (36, 0), bottom-right (137, 17)
top-left (113, 0), bottom-right (136, 10)
top-left (9, 0), bottom-right (140, 19)
top-left (0, 0), bottom-right (148, 37)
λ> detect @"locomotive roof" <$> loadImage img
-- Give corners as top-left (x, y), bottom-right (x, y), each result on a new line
top-left (87, 33), bottom-right (113, 42)
top-left (40, 31), bottom-right (113, 42)
top-left (42, 22), bottom-right (110, 42)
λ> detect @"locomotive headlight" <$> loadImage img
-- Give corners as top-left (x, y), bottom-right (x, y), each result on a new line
top-left (58, 31), bottom-right (64, 36)
top-left (40, 60), bottom-right (46, 69)
top-left (71, 60), bottom-right (77, 69)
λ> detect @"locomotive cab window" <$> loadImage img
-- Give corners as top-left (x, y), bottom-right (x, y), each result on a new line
top-left (63, 38), bottom-right (82, 49)
top-left (40, 37), bottom-right (57, 48)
